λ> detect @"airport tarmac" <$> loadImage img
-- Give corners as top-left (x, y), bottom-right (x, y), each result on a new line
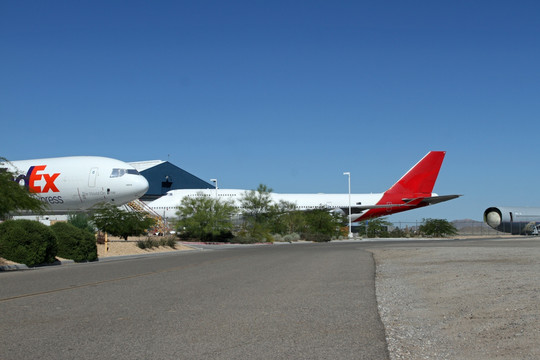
top-left (1, 238), bottom-right (539, 359)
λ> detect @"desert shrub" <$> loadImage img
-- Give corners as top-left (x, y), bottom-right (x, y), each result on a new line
top-left (232, 235), bottom-right (259, 244)
top-left (136, 238), bottom-right (159, 249)
top-left (0, 219), bottom-right (58, 266)
top-left (136, 239), bottom-right (148, 249)
top-left (272, 234), bottom-right (284, 242)
top-left (283, 233), bottom-right (301, 242)
top-left (273, 233), bottom-right (301, 243)
top-left (51, 222), bottom-right (97, 262)
top-left (158, 236), bottom-right (177, 248)
top-left (302, 233), bottom-right (331, 242)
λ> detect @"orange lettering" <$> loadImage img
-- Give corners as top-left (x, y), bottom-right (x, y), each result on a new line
top-left (42, 173), bottom-right (60, 193)
top-left (28, 165), bottom-right (46, 193)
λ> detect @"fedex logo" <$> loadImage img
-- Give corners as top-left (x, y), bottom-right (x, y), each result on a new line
top-left (26, 165), bottom-right (61, 193)
top-left (2, 164), bottom-right (61, 193)
top-left (7, 165), bottom-right (61, 193)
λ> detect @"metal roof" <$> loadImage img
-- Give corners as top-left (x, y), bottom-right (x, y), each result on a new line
top-left (129, 160), bottom-right (166, 172)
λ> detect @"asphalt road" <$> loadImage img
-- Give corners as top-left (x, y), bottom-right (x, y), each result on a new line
top-left (0, 242), bottom-right (389, 360)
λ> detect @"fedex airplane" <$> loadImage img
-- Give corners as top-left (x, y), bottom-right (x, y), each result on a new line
top-left (149, 151), bottom-right (460, 222)
top-left (1, 156), bottom-right (149, 213)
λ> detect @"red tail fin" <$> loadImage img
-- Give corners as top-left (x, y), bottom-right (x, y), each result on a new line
top-left (356, 151), bottom-right (451, 221)
top-left (385, 151), bottom-right (445, 196)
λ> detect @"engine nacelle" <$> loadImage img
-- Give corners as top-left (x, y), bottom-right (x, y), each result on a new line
top-left (483, 206), bottom-right (540, 235)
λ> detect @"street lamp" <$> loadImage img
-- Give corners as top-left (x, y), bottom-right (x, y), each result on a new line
top-left (343, 172), bottom-right (353, 238)
top-left (210, 179), bottom-right (218, 198)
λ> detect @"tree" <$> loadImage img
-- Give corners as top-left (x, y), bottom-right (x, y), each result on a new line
top-left (239, 184), bottom-right (274, 221)
top-left (357, 218), bottom-right (392, 237)
top-left (0, 158), bottom-right (46, 220)
top-left (419, 218), bottom-right (458, 237)
top-left (91, 204), bottom-right (156, 240)
top-left (303, 208), bottom-right (345, 238)
top-left (271, 200), bottom-right (305, 235)
top-left (238, 184), bottom-right (276, 241)
top-left (175, 193), bottom-right (236, 241)
top-left (367, 217), bottom-right (392, 237)
top-left (68, 212), bottom-right (95, 233)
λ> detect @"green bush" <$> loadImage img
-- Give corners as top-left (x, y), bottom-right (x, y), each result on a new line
top-left (51, 222), bottom-right (97, 262)
top-left (0, 220), bottom-right (58, 266)
top-left (302, 233), bottom-right (331, 242)
top-left (178, 229), bottom-right (233, 242)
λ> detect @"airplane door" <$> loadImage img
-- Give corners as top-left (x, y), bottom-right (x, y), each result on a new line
top-left (88, 167), bottom-right (98, 187)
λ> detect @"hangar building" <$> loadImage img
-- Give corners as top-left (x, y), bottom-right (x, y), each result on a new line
top-left (130, 160), bottom-right (212, 201)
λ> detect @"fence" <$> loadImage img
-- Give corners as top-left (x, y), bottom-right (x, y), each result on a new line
top-left (388, 220), bottom-right (504, 237)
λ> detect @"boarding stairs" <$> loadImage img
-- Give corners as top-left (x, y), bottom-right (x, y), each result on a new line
top-left (125, 199), bottom-right (170, 235)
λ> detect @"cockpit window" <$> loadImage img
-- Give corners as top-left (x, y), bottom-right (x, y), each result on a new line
top-left (110, 168), bottom-right (140, 178)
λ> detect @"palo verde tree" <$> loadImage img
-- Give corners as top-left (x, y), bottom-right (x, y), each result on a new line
top-left (270, 200), bottom-right (305, 235)
top-left (175, 193), bottom-right (236, 241)
top-left (0, 158), bottom-right (46, 220)
top-left (91, 203), bottom-right (156, 240)
top-left (419, 218), bottom-right (458, 237)
top-left (238, 184), bottom-right (277, 241)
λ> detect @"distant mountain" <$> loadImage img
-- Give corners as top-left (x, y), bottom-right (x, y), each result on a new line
top-left (452, 219), bottom-right (482, 230)
top-left (452, 219), bottom-right (500, 235)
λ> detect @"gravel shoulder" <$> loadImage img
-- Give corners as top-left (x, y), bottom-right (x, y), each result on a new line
top-left (370, 242), bottom-right (540, 360)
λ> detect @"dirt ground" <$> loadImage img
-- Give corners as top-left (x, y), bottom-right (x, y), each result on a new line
top-left (371, 242), bottom-right (540, 360)
top-left (97, 237), bottom-right (195, 257)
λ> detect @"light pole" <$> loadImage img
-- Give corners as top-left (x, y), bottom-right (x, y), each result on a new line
top-left (210, 179), bottom-right (218, 198)
top-left (343, 172), bottom-right (353, 238)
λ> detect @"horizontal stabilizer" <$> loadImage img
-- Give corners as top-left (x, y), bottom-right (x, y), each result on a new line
top-left (413, 194), bottom-right (462, 205)
top-left (353, 194), bottom-right (461, 211)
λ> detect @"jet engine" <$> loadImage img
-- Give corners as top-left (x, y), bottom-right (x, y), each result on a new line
top-left (484, 206), bottom-right (540, 235)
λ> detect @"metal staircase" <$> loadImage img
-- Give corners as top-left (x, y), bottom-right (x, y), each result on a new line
top-left (125, 199), bottom-right (170, 235)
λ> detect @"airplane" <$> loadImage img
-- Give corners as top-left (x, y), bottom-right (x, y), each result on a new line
top-left (1, 156), bottom-right (149, 213)
top-left (484, 206), bottom-right (540, 235)
top-left (148, 151), bottom-right (460, 222)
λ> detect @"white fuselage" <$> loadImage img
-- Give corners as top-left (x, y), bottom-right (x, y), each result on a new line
top-left (147, 151), bottom-right (458, 223)
top-left (2, 156), bottom-right (149, 213)
top-left (148, 188), bottom-right (384, 221)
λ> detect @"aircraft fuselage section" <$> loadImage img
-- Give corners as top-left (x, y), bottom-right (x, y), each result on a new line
top-left (2, 156), bottom-right (149, 212)
top-left (484, 206), bottom-right (540, 235)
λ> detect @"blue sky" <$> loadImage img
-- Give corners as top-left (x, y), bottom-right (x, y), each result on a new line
top-left (2, 1), bottom-right (539, 222)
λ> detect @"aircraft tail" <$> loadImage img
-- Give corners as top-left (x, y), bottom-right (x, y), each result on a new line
top-left (385, 151), bottom-right (445, 196)
top-left (353, 151), bottom-right (451, 221)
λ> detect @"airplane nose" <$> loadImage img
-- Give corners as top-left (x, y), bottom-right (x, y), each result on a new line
top-left (135, 175), bottom-right (149, 197)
